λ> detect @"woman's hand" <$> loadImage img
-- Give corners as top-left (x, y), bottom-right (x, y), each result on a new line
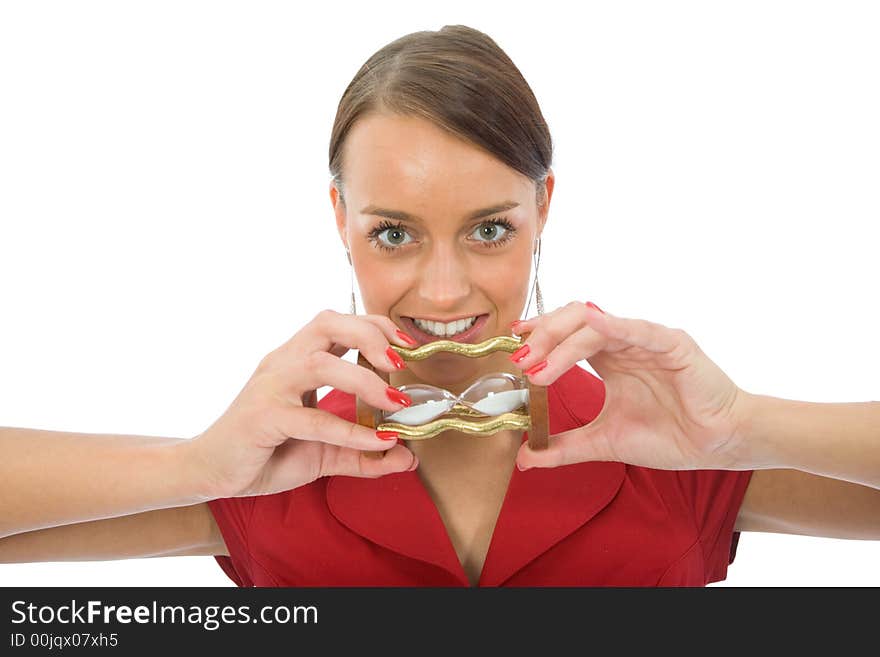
top-left (188, 310), bottom-right (419, 499)
top-left (511, 302), bottom-right (752, 472)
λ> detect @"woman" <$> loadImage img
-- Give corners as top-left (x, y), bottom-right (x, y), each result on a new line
top-left (1, 25), bottom-right (878, 586)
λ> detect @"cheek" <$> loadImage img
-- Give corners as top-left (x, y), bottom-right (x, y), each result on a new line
top-left (476, 256), bottom-right (531, 302)
top-left (356, 259), bottom-right (411, 308)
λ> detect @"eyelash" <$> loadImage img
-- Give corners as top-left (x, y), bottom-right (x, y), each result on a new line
top-left (366, 217), bottom-right (517, 253)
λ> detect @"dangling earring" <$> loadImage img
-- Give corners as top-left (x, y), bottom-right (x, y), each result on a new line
top-left (534, 237), bottom-right (544, 316)
top-left (345, 248), bottom-right (357, 315)
top-left (522, 237), bottom-right (545, 319)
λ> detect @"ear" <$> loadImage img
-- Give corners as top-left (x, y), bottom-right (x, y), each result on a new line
top-left (537, 168), bottom-right (555, 239)
top-left (330, 180), bottom-right (348, 250)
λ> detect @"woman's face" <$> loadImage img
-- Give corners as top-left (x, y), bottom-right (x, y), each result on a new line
top-left (331, 112), bottom-right (554, 390)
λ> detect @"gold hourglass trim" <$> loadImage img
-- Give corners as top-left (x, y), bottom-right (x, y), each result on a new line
top-left (377, 410), bottom-right (531, 440)
top-left (388, 335), bottom-right (523, 360)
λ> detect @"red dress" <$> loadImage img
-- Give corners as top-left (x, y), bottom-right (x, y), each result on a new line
top-left (208, 364), bottom-right (752, 586)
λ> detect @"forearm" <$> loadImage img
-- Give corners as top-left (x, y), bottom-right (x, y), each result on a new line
top-left (0, 426), bottom-right (209, 539)
top-left (739, 394), bottom-right (880, 489)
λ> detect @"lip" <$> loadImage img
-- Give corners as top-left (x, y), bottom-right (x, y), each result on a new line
top-left (400, 314), bottom-right (489, 346)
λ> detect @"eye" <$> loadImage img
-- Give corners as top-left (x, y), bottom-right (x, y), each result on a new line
top-left (367, 216), bottom-right (517, 252)
top-left (367, 220), bottom-right (414, 252)
top-left (469, 217), bottom-right (516, 247)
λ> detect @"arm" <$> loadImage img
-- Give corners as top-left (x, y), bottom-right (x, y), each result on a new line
top-left (735, 469), bottom-right (880, 538)
top-left (0, 502), bottom-right (228, 562)
top-left (0, 425), bottom-right (209, 539)
top-left (737, 394), bottom-right (880, 490)
top-left (0, 426), bottom-right (229, 562)
top-left (734, 395), bottom-right (880, 538)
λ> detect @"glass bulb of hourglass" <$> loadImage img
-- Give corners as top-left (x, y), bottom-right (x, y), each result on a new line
top-left (383, 372), bottom-right (529, 426)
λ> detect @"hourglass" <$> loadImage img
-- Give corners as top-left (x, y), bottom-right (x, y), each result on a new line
top-left (356, 334), bottom-right (549, 455)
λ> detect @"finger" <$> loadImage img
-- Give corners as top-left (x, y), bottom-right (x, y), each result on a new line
top-left (323, 443), bottom-right (420, 478)
top-left (515, 325), bottom-right (609, 386)
top-left (270, 351), bottom-right (412, 414)
top-left (507, 301), bottom-right (598, 377)
top-left (515, 420), bottom-right (615, 470)
top-left (267, 403), bottom-right (400, 451)
top-left (329, 315), bottom-right (418, 356)
top-left (271, 310), bottom-right (409, 373)
top-left (510, 316), bottom-right (537, 335)
top-left (315, 310), bottom-right (416, 356)
top-left (582, 308), bottom-right (682, 354)
top-left (325, 313), bottom-right (418, 358)
top-left (358, 313), bottom-right (419, 348)
top-left (511, 300), bottom-right (600, 336)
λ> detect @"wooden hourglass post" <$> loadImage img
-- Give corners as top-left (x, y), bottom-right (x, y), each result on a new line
top-left (525, 375), bottom-right (549, 451)
top-left (355, 333), bottom-right (549, 458)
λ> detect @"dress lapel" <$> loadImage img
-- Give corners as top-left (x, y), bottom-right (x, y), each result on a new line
top-left (326, 467), bottom-right (467, 583)
top-left (324, 388), bottom-right (469, 583)
top-left (478, 449), bottom-right (625, 586)
top-left (324, 365), bottom-right (625, 586)
top-left (479, 366), bottom-right (626, 585)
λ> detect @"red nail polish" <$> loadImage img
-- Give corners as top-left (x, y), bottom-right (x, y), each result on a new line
top-left (395, 329), bottom-right (417, 346)
top-left (585, 301), bottom-right (605, 314)
top-left (510, 320), bottom-right (523, 331)
top-left (376, 430), bottom-right (399, 441)
top-left (524, 359), bottom-right (548, 377)
top-left (509, 344), bottom-right (531, 363)
top-left (386, 346), bottom-right (406, 369)
top-left (386, 386), bottom-right (412, 407)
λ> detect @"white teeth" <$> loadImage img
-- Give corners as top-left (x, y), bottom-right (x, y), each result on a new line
top-left (413, 316), bottom-right (477, 337)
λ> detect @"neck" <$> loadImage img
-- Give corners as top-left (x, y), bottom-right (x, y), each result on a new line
top-left (405, 427), bottom-right (524, 474)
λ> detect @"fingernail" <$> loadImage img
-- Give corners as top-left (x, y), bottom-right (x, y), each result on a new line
top-left (395, 329), bottom-right (417, 346)
top-left (510, 320), bottom-right (523, 332)
top-left (386, 346), bottom-right (406, 369)
top-left (516, 462), bottom-right (525, 471)
top-left (524, 359), bottom-right (548, 377)
top-left (408, 456), bottom-right (420, 471)
top-left (376, 430), bottom-right (399, 441)
top-left (386, 386), bottom-right (412, 407)
top-left (509, 344), bottom-right (530, 363)
top-left (585, 301), bottom-right (605, 314)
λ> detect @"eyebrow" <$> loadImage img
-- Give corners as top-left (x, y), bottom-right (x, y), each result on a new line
top-left (360, 200), bottom-right (520, 223)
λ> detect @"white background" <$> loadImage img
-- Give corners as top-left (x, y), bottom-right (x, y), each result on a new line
top-left (1, 1), bottom-right (877, 586)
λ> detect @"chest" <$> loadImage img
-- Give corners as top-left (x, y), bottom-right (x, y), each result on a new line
top-left (417, 459), bottom-right (515, 587)
top-left (245, 460), bottom-right (721, 587)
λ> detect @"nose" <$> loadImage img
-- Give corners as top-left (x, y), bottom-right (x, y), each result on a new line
top-left (417, 241), bottom-right (472, 311)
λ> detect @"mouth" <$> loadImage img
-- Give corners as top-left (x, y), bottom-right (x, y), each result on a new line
top-left (399, 314), bottom-right (490, 345)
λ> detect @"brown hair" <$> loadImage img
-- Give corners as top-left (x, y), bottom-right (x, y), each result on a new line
top-left (328, 25), bottom-right (553, 208)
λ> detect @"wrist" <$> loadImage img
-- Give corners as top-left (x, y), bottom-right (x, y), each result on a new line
top-left (729, 389), bottom-right (786, 470)
top-left (165, 437), bottom-right (220, 503)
